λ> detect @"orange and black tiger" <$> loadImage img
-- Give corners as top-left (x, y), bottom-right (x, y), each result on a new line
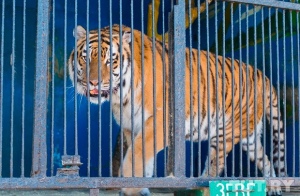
top-left (68, 24), bottom-right (285, 195)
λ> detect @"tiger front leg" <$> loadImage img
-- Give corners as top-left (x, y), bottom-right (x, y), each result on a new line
top-left (201, 134), bottom-right (232, 177)
top-left (120, 115), bottom-right (166, 196)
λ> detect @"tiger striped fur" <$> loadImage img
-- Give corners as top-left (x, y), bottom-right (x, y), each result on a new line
top-left (68, 24), bottom-right (285, 195)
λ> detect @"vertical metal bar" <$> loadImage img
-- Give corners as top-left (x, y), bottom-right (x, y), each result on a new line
top-left (63, 0), bottom-right (68, 157)
top-left (238, 3), bottom-right (243, 177)
top-left (167, 10), bottom-right (173, 177)
top-left (253, 5), bottom-right (258, 177)
top-left (162, 0), bottom-right (167, 177)
top-left (268, 7), bottom-right (274, 177)
top-left (108, 0), bottom-right (113, 177)
top-left (289, 9), bottom-right (295, 177)
top-left (151, 0), bottom-right (157, 177)
top-left (230, 2), bottom-right (235, 177)
top-left (221, 0), bottom-right (227, 177)
top-left (129, 0), bottom-right (135, 177)
top-left (32, 0), bottom-right (50, 177)
top-left (245, 4), bottom-right (250, 177)
top-left (214, 0), bottom-right (219, 177)
top-left (171, 0), bottom-right (186, 177)
top-left (261, 7), bottom-right (266, 177)
top-left (21, 0), bottom-right (27, 178)
top-left (74, 0), bottom-right (78, 157)
top-left (118, 0), bottom-right (123, 177)
top-left (206, 0), bottom-right (211, 177)
top-left (51, 0), bottom-right (56, 177)
top-left (297, 5), bottom-right (300, 177)
top-left (0, 0), bottom-right (5, 178)
top-left (282, 10), bottom-right (287, 177)
top-left (271, 8), bottom-right (286, 176)
top-left (188, 0), bottom-right (194, 177)
top-left (86, 0), bottom-right (91, 177)
top-left (141, 0), bottom-right (146, 177)
top-left (97, 0), bottom-right (102, 177)
top-left (197, 0), bottom-right (202, 178)
top-left (10, 0), bottom-right (16, 178)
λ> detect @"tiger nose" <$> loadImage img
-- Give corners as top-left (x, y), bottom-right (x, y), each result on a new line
top-left (89, 80), bottom-right (99, 86)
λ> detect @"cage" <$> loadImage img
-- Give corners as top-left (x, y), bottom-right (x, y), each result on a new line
top-left (0, 0), bottom-right (300, 195)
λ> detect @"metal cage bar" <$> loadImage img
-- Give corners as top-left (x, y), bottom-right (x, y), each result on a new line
top-left (0, 0), bottom-right (299, 194)
top-left (168, 0), bottom-right (186, 178)
top-left (31, 0), bottom-right (49, 177)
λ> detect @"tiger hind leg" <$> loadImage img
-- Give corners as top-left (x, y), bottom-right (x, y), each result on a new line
top-left (241, 132), bottom-right (276, 177)
top-left (266, 87), bottom-right (285, 177)
top-left (241, 124), bottom-right (282, 196)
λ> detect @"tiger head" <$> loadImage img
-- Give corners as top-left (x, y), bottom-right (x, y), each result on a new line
top-left (68, 25), bottom-right (132, 104)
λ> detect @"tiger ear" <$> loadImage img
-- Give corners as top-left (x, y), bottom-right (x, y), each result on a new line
top-left (122, 31), bottom-right (131, 43)
top-left (74, 25), bottom-right (86, 39)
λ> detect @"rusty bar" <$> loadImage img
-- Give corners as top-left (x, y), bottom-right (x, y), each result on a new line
top-left (32, 0), bottom-right (50, 177)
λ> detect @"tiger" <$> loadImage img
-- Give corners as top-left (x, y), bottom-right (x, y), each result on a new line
top-left (68, 24), bottom-right (285, 195)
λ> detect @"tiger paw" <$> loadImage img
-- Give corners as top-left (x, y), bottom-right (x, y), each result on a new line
top-left (121, 188), bottom-right (151, 196)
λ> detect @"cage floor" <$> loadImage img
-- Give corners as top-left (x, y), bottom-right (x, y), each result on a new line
top-left (1, 188), bottom-right (300, 195)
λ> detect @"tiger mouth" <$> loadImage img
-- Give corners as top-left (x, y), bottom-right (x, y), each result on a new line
top-left (89, 84), bottom-right (120, 98)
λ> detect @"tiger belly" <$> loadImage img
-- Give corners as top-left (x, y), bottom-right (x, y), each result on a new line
top-left (184, 113), bottom-right (231, 142)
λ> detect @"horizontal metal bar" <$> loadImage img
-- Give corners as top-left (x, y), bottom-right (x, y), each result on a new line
top-left (0, 177), bottom-right (298, 189)
top-left (222, 0), bottom-right (300, 11)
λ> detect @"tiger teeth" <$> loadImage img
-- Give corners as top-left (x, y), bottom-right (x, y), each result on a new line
top-left (90, 89), bottom-right (99, 95)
